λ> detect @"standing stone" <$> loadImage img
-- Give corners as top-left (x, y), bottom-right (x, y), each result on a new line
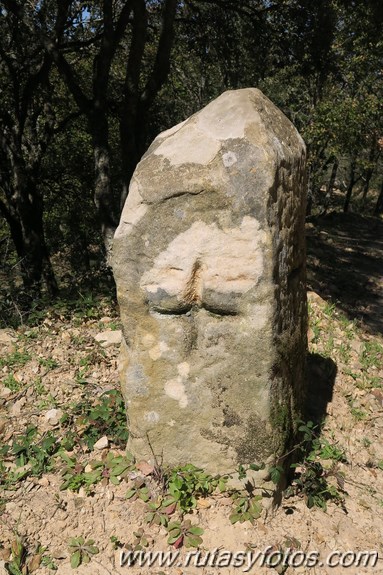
top-left (113, 88), bottom-right (307, 476)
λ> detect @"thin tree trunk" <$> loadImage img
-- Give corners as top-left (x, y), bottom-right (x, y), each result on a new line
top-left (343, 157), bottom-right (357, 213)
top-left (362, 145), bottom-right (376, 205)
top-left (321, 158), bottom-right (338, 215)
top-left (327, 158), bottom-right (339, 195)
top-left (16, 181), bottom-right (58, 298)
top-left (90, 112), bottom-right (118, 263)
top-left (375, 177), bottom-right (383, 215)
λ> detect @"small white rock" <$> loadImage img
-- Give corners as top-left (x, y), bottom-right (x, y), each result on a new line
top-left (0, 329), bottom-right (16, 345)
top-left (44, 408), bottom-right (63, 426)
top-left (0, 387), bottom-right (12, 399)
top-left (94, 330), bottom-right (122, 348)
top-left (10, 397), bottom-right (27, 416)
top-left (93, 436), bottom-right (109, 450)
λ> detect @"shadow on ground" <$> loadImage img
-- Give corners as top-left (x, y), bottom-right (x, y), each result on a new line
top-left (305, 353), bottom-right (337, 425)
top-left (306, 212), bottom-right (383, 335)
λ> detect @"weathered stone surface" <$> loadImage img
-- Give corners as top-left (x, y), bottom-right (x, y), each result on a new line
top-left (113, 88), bottom-right (307, 475)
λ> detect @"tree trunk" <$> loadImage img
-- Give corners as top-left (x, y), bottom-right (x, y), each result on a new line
top-left (321, 157), bottom-right (338, 215)
top-left (362, 144), bottom-right (376, 205)
top-left (343, 157), bottom-right (357, 213)
top-left (5, 176), bottom-right (58, 299)
top-left (327, 158), bottom-right (339, 195)
top-left (375, 177), bottom-right (383, 215)
top-left (119, 104), bottom-right (146, 211)
top-left (89, 112), bottom-right (118, 264)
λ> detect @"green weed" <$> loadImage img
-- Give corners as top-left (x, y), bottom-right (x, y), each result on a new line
top-left (360, 341), bottom-right (383, 370)
top-left (323, 301), bottom-right (336, 317)
top-left (38, 357), bottom-right (59, 370)
top-left (285, 460), bottom-right (345, 510)
top-left (229, 493), bottom-right (262, 524)
top-left (1, 373), bottom-right (22, 392)
top-left (5, 536), bottom-right (27, 575)
top-left (167, 520), bottom-right (204, 549)
top-left (0, 426), bottom-right (60, 487)
top-left (125, 528), bottom-right (150, 552)
top-left (163, 464), bottom-right (225, 513)
top-left (350, 407), bottom-right (367, 421)
top-left (68, 537), bottom-right (99, 569)
top-left (63, 389), bottom-right (129, 449)
top-left (126, 478), bottom-right (151, 502)
top-left (0, 349), bottom-right (31, 369)
top-left (282, 421), bottom-right (346, 511)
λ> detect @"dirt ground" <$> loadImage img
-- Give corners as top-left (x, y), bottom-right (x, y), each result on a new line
top-left (0, 212), bottom-right (383, 575)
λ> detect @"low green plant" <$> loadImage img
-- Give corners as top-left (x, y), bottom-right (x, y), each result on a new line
top-left (323, 335), bottom-right (335, 357)
top-left (59, 452), bottom-right (88, 491)
top-left (229, 493), bottom-right (262, 524)
top-left (323, 301), bottom-right (336, 317)
top-left (68, 537), bottom-right (99, 569)
top-left (314, 438), bottom-right (346, 462)
top-left (285, 460), bottom-right (345, 510)
top-left (269, 464), bottom-right (284, 485)
top-left (74, 367), bottom-right (90, 385)
top-left (297, 421), bottom-right (346, 462)
top-left (0, 427), bottom-right (60, 487)
top-left (282, 421), bottom-right (346, 510)
top-left (163, 464), bottom-right (225, 513)
top-left (38, 357), bottom-right (59, 370)
top-left (68, 390), bottom-right (129, 449)
top-left (350, 407), bottom-right (367, 421)
top-left (4, 536), bottom-right (27, 575)
top-left (86, 452), bottom-right (133, 486)
top-left (125, 528), bottom-right (150, 552)
top-left (126, 477), bottom-right (151, 502)
top-left (0, 349), bottom-right (31, 369)
top-left (12, 427), bottom-right (59, 473)
top-left (110, 535), bottom-right (123, 550)
top-left (145, 500), bottom-right (171, 527)
top-left (1, 373), bottom-right (22, 392)
top-left (337, 342), bottom-right (351, 363)
top-left (27, 545), bottom-right (57, 571)
top-left (59, 450), bottom-right (133, 492)
top-left (360, 341), bottom-right (383, 370)
top-left (167, 519), bottom-right (204, 549)
top-left (40, 552), bottom-right (57, 570)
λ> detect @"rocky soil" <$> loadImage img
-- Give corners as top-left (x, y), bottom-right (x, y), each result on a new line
top-left (0, 213), bottom-right (382, 575)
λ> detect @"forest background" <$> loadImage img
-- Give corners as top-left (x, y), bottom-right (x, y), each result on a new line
top-left (0, 0), bottom-right (382, 324)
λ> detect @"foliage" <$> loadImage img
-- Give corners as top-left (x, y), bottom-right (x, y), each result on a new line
top-left (0, 349), bottom-right (31, 369)
top-left (162, 464), bottom-right (225, 513)
top-left (124, 528), bottom-right (150, 553)
top-left (282, 421), bottom-right (347, 510)
top-left (67, 537), bottom-right (99, 569)
top-left (59, 451), bottom-right (133, 492)
top-left (0, 426), bottom-right (60, 487)
top-left (63, 389), bottom-right (129, 450)
top-left (4, 536), bottom-right (27, 575)
top-left (285, 460), bottom-right (345, 510)
top-left (229, 493), bottom-right (262, 525)
top-left (125, 478), bottom-right (151, 503)
top-left (166, 519), bottom-right (204, 549)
